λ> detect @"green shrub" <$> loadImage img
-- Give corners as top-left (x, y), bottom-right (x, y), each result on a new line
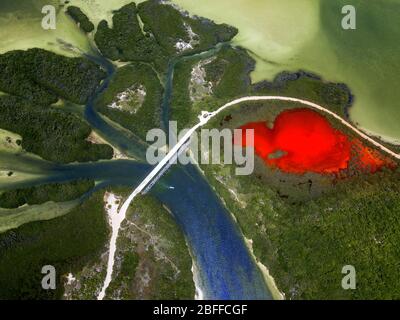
top-left (66, 6), bottom-right (95, 33)
top-left (0, 96), bottom-right (113, 163)
top-left (0, 180), bottom-right (95, 209)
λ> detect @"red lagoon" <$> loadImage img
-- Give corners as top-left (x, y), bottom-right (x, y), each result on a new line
top-left (235, 108), bottom-right (395, 175)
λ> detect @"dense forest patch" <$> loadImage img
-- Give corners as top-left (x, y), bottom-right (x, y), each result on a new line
top-left (94, 2), bottom-right (168, 70)
top-left (202, 164), bottom-right (400, 299)
top-left (0, 48), bottom-right (105, 105)
top-left (105, 193), bottom-right (195, 299)
top-left (0, 95), bottom-right (113, 163)
top-left (204, 46), bottom-right (254, 99)
top-left (95, 62), bottom-right (163, 140)
top-left (138, 0), bottom-right (237, 55)
top-left (66, 6), bottom-right (95, 33)
top-left (252, 71), bottom-right (353, 119)
top-left (0, 190), bottom-right (108, 300)
top-left (0, 180), bottom-right (94, 209)
top-left (95, 1), bottom-right (238, 72)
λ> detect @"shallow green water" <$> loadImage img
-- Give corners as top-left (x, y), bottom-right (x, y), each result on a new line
top-left (173, 0), bottom-right (400, 143)
top-left (0, 0), bottom-right (90, 56)
top-left (319, 0), bottom-right (400, 143)
top-left (0, 0), bottom-right (148, 56)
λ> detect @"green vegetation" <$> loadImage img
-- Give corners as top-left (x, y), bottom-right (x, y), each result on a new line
top-left (95, 63), bottom-right (163, 140)
top-left (204, 46), bottom-right (254, 99)
top-left (0, 48), bottom-right (106, 105)
top-left (0, 180), bottom-right (94, 209)
top-left (106, 193), bottom-right (195, 300)
top-left (94, 2), bottom-right (168, 69)
top-left (139, 0), bottom-right (189, 55)
top-left (63, 190), bottom-right (195, 300)
top-left (94, 1), bottom-right (238, 72)
top-left (66, 6), bottom-right (95, 33)
top-left (138, 0), bottom-right (237, 55)
top-left (170, 46), bottom-right (254, 130)
top-left (171, 55), bottom-right (224, 131)
top-left (119, 251), bottom-right (139, 280)
top-left (0, 48), bottom-right (112, 163)
top-left (0, 128), bottom-right (22, 153)
top-left (94, 0), bottom-right (241, 137)
top-left (169, 46), bottom-right (355, 136)
top-left (170, 57), bottom-right (197, 129)
top-left (0, 190), bottom-right (109, 300)
top-left (202, 158), bottom-right (400, 299)
top-left (0, 95), bottom-right (113, 163)
top-left (252, 71), bottom-right (353, 118)
top-left (0, 199), bottom-right (80, 234)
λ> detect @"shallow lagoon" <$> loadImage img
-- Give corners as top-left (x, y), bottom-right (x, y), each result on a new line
top-left (173, 0), bottom-right (400, 143)
top-left (0, 0), bottom-right (91, 56)
top-left (0, 0), bottom-right (140, 57)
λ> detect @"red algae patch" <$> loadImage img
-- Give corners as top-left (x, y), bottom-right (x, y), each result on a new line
top-left (351, 139), bottom-right (396, 174)
top-left (235, 108), bottom-right (395, 175)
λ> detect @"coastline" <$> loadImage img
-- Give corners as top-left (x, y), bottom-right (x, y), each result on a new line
top-left (86, 130), bottom-right (129, 160)
top-left (191, 262), bottom-right (205, 300)
top-left (357, 127), bottom-right (400, 147)
top-left (244, 237), bottom-right (285, 300)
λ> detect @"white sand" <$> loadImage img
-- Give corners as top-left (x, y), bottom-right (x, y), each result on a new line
top-left (244, 237), bottom-right (285, 300)
top-left (97, 192), bottom-right (123, 300)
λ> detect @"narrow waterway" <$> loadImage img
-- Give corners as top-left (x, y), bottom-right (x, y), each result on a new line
top-left (83, 53), bottom-right (148, 160)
